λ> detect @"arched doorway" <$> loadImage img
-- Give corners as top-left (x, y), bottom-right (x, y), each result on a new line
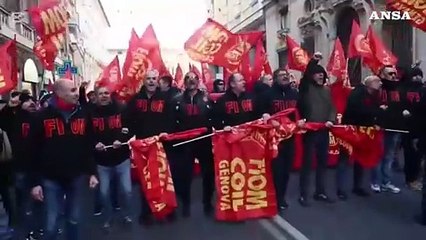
top-left (336, 7), bottom-right (361, 85)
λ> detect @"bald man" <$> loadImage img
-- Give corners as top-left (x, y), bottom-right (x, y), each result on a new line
top-left (30, 78), bottom-right (98, 240)
top-left (336, 75), bottom-right (384, 200)
top-left (124, 70), bottom-right (177, 225)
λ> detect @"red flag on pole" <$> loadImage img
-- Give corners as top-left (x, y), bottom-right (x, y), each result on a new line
top-left (286, 36), bottom-right (309, 72)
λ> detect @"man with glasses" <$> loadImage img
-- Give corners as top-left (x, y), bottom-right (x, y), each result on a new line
top-left (124, 70), bottom-right (176, 226)
top-left (257, 68), bottom-right (299, 211)
top-left (173, 72), bottom-right (214, 217)
top-left (371, 65), bottom-right (404, 194)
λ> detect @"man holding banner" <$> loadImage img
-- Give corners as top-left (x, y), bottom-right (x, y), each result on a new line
top-left (336, 75), bottom-right (384, 199)
top-left (297, 52), bottom-right (336, 206)
top-left (173, 72), bottom-right (215, 217)
top-left (124, 70), bottom-right (176, 225)
top-left (257, 67), bottom-right (299, 211)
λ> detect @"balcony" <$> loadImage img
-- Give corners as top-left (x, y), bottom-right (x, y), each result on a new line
top-left (227, 0), bottom-right (264, 32)
top-left (0, 6), bottom-right (36, 50)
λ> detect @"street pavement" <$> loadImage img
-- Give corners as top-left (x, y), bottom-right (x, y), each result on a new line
top-left (2, 169), bottom-right (426, 239)
top-left (281, 168), bottom-right (426, 240)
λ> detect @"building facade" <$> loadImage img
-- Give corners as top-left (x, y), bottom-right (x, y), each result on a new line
top-left (209, 0), bottom-right (426, 84)
top-left (74, 0), bottom-right (111, 87)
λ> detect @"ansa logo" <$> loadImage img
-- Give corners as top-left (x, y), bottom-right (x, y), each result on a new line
top-left (369, 11), bottom-right (411, 20)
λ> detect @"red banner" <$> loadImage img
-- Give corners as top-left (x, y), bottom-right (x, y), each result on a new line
top-left (331, 126), bottom-right (384, 168)
top-left (213, 123), bottom-right (277, 221)
top-left (129, 128), bottom-right (207, 218)
top-left (130, 137), bottom-right (177, 219)
top-left (386, 0), bottom-right (426, 32)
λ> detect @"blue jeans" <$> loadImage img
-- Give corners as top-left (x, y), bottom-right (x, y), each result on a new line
top-left (97, 159), bottom-right (132, 221)
top-left (371, 132), bottom-right (401, 185)
top-left (15, 172), bottom-right (42, 234)
top-left (42, 176), bottom-right (86, 240)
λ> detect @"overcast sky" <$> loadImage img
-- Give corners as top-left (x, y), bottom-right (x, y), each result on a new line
top-left (100, 0), bottom-right (208, 50)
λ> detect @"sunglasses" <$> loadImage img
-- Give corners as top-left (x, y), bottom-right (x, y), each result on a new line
top-left (387, 72), bottom-right (397, 76)
top-left (146, 77), bottom-right (157, 80)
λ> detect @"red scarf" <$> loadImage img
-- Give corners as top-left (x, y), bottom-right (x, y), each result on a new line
top-left (54, 95), bottom-right (76, 112)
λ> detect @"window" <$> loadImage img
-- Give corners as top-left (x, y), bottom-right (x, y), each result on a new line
top-left (279, 6), bottom-right (289, 29)
top-left (304, 0), bottom-right (313, 13)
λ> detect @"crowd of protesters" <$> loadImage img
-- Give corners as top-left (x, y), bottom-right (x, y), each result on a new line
top-left (0, 52), bottom-right (425, 240)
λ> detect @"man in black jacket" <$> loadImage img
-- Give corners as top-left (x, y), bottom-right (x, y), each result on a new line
top-left (124, 70), bottom-right (175, 225)
top-left (91, 86), bottom-right (133, 230)
top-left (213, 72), bottom-right (259, 130)
top-left (30, 78), bottom-right (99, 240)
top-left (336, 75), bottom-right (384, 200)
top-left (297, 52), bottom-right (336, 207)
top-left (159, 75), bottom-right (181, 99)
top-left (173, 72), bottom-right (214, 217)
top-left (400, 67), bottom-right (423, 191)
top-left (0, 92), bottom-right (39, 239)
top-left (257, 68), bottom-right (298, 211)
top-left (371, 65), bottom-right (404, 194)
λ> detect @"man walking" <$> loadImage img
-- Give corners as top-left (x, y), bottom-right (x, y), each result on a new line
top-left (30, 78), bottom-right (99, 240)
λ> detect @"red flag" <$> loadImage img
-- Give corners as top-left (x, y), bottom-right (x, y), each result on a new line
top-left (28, 0), bottom-right (69, 39)
top-left (201, 63), bottom-right (214, 92)
top-left (185, 18), bottom-right (253, 72)
top-left (386, 0), bottom-right (426, 32)
top-left (174, 63), bottom-right (184, 88)
top-left (140, 25), bottom-right (169, 76)
top-left (118, 25), bottom-right (168, 100)
top-left (327, 37), bottom-right (352, 114)
top-left (347, 20), bottom-right (375, 60)
top-left (141, 24), bottom-right (169, 77)
top-left (286, 36), bottom-right (309, 72)
top-left (0, 40), bottom-right (18, 95)
top-left (366, 26), bottom-right (398, 69)
top-left (327, 38), bottom-right (347, 80)
top-left (252, 39), bottom-right (272, 82)
top-left (33, 36), bottom-right (60, 71)
top-left (213, 125), bottom-right (277, 221)
top-left (96, 56), bottom-right (121, 92)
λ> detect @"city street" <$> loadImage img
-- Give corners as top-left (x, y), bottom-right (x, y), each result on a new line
top-left (2, 169), bottom-right (425, 239)
top-left (60, 170), bottom-right (426, 239)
